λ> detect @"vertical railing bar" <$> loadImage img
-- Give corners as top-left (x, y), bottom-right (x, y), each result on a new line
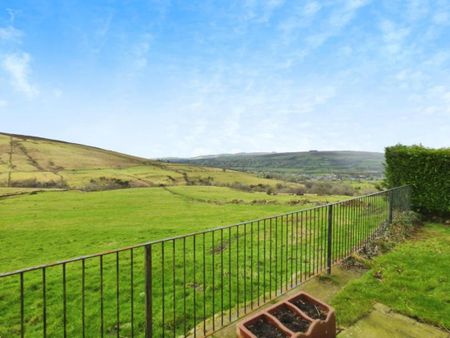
top-left (228, 227), bottom-right (232, 323)
top-left (364, 196), bottom-right (368, 244)
top-left (300, 211), bottom-right (303, 282)
top-left (251, 222), bottom-right (254, 310)
top-left (116, 252), bottom-right (120, 338)
top-left (309, 209), bottom-right (312, 278)
top-left (244, 222), bottom-right (247, 313)
top-left (286, 214), bottom-right (289, 289)
top-left (314, 209), bottom-right (318, 275)
top-left (250, 222), bottom-right (254, 310)
top-left (280, 215), bottom-right (284, 293)
top-left (212, 231), bottom-right (215, 332)
top-left (236, 226), bottom-right (239, 319)
top-left (42, 267), bottom-right (47, 338)
top-left (82, 258), bottom-right (86, 338)
top-left (62, 264), bottom-right (67, 338)
top-left (145, 245), bottom-right (152, 338)
top-left (295, 212), bottom-right (299, 286)
top-left (130, 249), bottom-right (134, 338)
top-left (291, 213), bottom-right (294, 287)
top-left (368, 198), bottom-right (370, 245)
top-left (221, 228), bottom-right (224, 325)
top-left (269, 218), bottom-right (273, 299)
top-left (322, 207), bottom-right (325, 272)
top-left (20, 272), bottom-right (25, 338)
top-left (193, 236), bottom-right (196, 338)
top-left (183, 238), bottom-right (187, 337)
top-left (327, 205), bottom-right (333, 274)
top-left (203, 233), bottom-right (206, 336)
top-left (143, 251), bottom-right (155, 336)
top-left (362, 197), bottom-right (366, 244)
top-left (347, 201), bottom-right (350, 256)
top-left (173, 240), bottom-right (176, 338)
top-left (161, 242), bottom-right (165, 336)
top-left (257, 220), bottom-right (260, 306)
top-left (341, 203), bottom-right (345, 260)
top-left (263, 218), bottom-right (267, 303)
top-left (100, 255), bottom-right (104, 338)
top-left (275, 216), bottom-right (278, 295)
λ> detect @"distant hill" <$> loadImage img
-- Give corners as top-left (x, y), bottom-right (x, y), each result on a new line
top-left (169, 151), bottom-right (385, 178)
top-left (0, 132), bottom-right (293, 190)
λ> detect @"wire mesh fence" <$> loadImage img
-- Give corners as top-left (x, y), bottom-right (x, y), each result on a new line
top-left (0, 186), bottom-right (411, 337)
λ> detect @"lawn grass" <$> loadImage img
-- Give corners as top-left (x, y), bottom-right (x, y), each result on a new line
top-left (331, 223), bottom-right (450, 331)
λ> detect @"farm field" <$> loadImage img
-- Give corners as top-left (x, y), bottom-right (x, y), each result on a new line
top-left (0, 186), bottom-right (349, 272)
top-left (0, 185), bottom-right (392, 338)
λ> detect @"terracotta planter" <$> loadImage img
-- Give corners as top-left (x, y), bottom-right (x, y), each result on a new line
top-left (237, 292), bottom-right (336, 338)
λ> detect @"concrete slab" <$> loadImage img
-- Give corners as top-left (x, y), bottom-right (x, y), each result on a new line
top-left (338, 303), bottom-right (450, 338)
top-left (210, 265), bottom-right (364, 338)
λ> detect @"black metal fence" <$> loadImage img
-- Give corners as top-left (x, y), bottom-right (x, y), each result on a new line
top-left (0, 186), bottom-right (411, 337)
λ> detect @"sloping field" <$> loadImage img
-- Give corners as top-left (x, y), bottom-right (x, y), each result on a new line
top-left (0, 133), bottom-right (294, 190)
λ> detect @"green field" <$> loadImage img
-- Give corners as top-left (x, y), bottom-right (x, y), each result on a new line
top-left (332, 223), bottom-right (450, 331)
top-left (0, 186), bottom-right (350, 272)
top-left (0, 185), bottom-right (392, 337)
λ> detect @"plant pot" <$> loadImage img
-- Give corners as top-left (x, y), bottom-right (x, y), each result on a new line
top-left (287, 293), bottom-right (336, 338)
top-left (237, 292), bottom-right (336, 338)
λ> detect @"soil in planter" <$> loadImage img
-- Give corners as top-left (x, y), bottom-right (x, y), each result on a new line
top-left (270, 304), bottom-right (311, 333)
top-left (245, 317), bottom-right (288, 338)
top-left (290, 298), bottom-right (327, 320)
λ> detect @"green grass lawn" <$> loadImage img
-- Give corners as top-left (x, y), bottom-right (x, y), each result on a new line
top-left (331, 223), bottom-right (450, 331)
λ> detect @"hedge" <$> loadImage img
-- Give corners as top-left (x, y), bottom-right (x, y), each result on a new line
top-left (384, 145), bottom-right (450, 216)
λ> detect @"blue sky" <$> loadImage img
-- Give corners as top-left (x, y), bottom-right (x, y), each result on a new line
top-left (0, 0), bottom-right (449, 158)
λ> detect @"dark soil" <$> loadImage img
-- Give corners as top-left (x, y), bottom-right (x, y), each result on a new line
top-left (290, 298), bottom-right (327, 320)
top-left (245, 317), bottom-right (288, 338)
top-left (270, 305), bottom-right (311, 333)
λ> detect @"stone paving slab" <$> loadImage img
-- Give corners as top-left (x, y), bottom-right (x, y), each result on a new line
top-left (338, 303), bottom-right (450, 338)
top-left (211, 265), bottom-right (364, 338)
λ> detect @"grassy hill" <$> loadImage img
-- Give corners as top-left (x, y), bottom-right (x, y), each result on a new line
top-left (169, 151), bottom-right (385, 178)
top-left (0, 132), bottom-right (293, 190)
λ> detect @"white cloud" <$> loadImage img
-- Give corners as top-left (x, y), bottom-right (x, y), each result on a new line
top-left (2, 53), bottom-right (39, 98)
top-left (0, 26), bottom-right (22, 42)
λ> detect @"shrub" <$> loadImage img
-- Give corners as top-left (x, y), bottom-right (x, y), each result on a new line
top-left (84, 177), bottom-right (130, 191)
top-left (384, 145), bottom-right (450, 216)
top-left (10, 178), bottom-right (68, 189)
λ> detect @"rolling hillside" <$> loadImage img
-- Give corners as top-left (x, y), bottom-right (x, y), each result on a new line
top-left (169, 150), bottom-right (385, 178)
top-left (0, 132), bottom-right (293, 190)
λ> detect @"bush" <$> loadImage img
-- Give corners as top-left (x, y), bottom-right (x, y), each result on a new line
top-left (11, 178), bottom-right (68, 189)
top-left (384, 145), bottom-right (450, 216)
top-left (84, 177), bottom-right (130, 191)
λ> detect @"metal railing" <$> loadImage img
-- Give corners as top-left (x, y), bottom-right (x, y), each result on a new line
top-left (0, 186), bottom-right (411, 337)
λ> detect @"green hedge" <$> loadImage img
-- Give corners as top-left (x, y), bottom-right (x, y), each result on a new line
top-left (385, 145), bottom-right (450, 216)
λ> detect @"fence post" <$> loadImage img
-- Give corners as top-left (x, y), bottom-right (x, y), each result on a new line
top-left (327, 205), bottom-right (333, 275)
top-left (145, 245), bottom-right (152, 338)
top-left (388, 190), bottom-right (393, 224)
